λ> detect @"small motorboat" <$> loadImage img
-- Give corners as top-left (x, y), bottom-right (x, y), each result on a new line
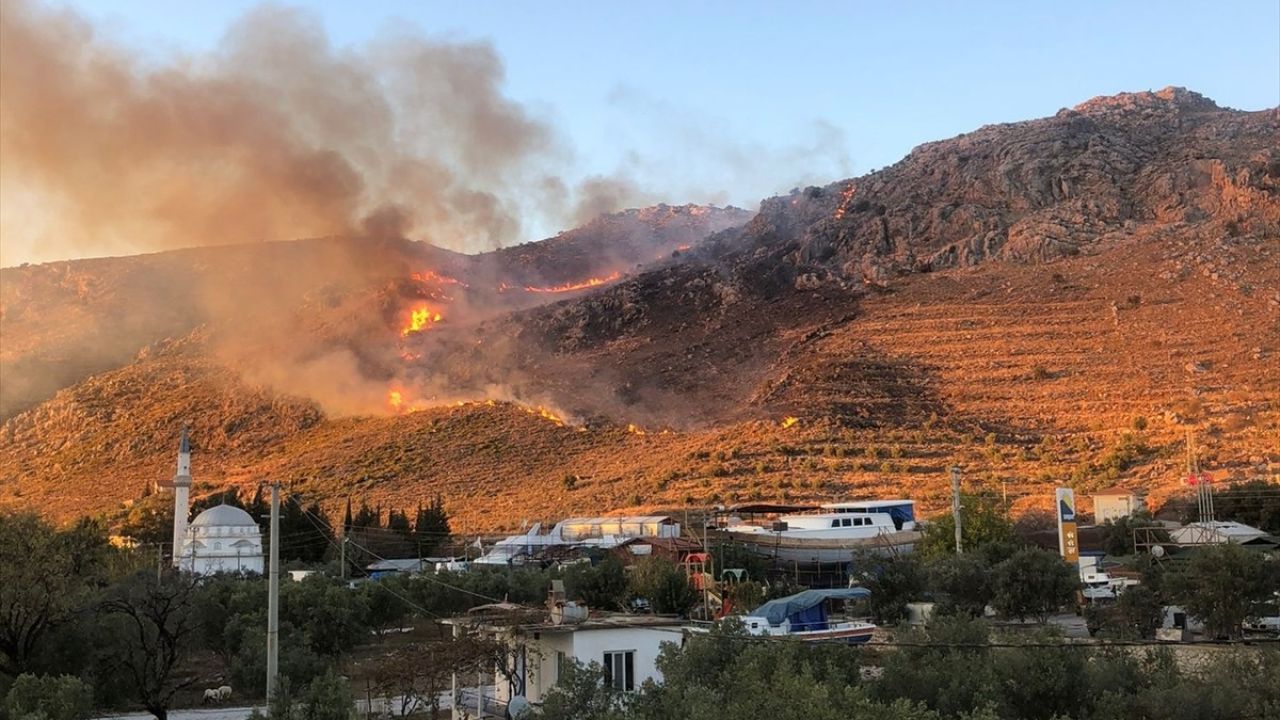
top-left (741, 588), bottom-right (876, 644)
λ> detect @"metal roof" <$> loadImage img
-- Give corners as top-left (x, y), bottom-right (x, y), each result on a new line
top-left (821, 500), bottom-right (915, 509)
top-left (725, 503), bottom-right (819, 514)
top-left (558, 516), bottom-right (676, 525)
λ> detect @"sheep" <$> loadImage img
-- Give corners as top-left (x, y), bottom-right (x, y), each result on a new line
top-left (202, 686), bottom-right (232, 703)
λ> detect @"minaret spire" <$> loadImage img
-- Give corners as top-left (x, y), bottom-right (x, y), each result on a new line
top-left (171, 426), bottom-right (193, 567)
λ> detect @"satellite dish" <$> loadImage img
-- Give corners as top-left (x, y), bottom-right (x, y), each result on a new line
top-left (507, 696), bottom-right (532, 718)
top-left (1151, 545), bottom-right (1165, 558)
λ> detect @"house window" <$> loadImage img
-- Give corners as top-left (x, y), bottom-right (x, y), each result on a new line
top-left (830, 520), bottom-right (840, 528)
top-left (602, 651), bottom-right (634, 692)
top-left (842, 519), bottom-right (852, 527)
top-left (555, 651), bottom-right (568, 683)
top-left (214, 542), bottom-right (222, 550)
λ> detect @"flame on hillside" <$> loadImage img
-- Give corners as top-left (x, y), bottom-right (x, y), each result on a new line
top-left (523, 271), bottom-right (622, 294)
top-left (401, 305), bottom-right (443, 336)
top-left (832, 183), bottom-right (857, 220)
top-left (780, 416), bottom-right (799, 429)
top-left (523, 405), bottom-right (566, 426)
top-left (627, 423), bottom-right (646, 435)
top-left (411, 270), bottom-right (467, 287)
top-left (387, 390), bottom-right (404, 411)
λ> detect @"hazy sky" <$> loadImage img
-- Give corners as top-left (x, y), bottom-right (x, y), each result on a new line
top-left (62, 1), bottom-right (1280, 173)
top-left (4, 1), bottom-right (1278, 264)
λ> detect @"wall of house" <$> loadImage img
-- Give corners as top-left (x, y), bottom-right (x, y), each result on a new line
top-left (1094, 495), bottom-right (1134, 524)
top-left (515, 626), bottom-right (682, 704)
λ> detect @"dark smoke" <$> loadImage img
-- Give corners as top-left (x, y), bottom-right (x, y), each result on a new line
top-left (0, 1), bottom-right (650, 265)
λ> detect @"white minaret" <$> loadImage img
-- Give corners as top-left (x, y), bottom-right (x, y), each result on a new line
top-left (171, 427), bottom-right (193, 566)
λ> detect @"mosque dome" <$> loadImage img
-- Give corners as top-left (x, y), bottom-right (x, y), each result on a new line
top-left (190, 504), bottom-right (259, 528)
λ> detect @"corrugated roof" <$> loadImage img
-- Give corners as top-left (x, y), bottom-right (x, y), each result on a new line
top-left (559, 516), bottom-right (676, 525)
top-left (725, 503), bottom-right (818, 514)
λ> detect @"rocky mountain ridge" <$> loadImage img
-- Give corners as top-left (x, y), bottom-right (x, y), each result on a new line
top-left (1, 87), bottom-right (1276, 529)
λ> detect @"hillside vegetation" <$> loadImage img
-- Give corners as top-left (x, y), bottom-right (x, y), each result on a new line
top-left (1, 89), bottom-right (1277, 530)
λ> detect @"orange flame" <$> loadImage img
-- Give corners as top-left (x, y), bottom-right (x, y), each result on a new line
top-left (780, 416), bottom-right (799, 429)
top-left (388, 390), bottom-right (404, 411)
top-left (401, 305), bottom-right (442, 336)
top-left (411, 270), bottom-right (466, 287)
top-left (627, 423), bottom-right (646, 435)
top-left (523, 271), bottom-right (622, 294)
top-left (517, 404), bottom-right (565, 426)
top-left (832, 183), bottom-right (857, 220)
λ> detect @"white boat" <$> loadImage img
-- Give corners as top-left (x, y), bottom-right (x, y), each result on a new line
top-left (721, 500), bottom-right (921, 565)
top-left (474, 516), bottom-right (681, 566)
top-left (741, 588), bottom-right (876, 644)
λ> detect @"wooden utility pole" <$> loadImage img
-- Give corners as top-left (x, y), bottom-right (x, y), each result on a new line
top-left (950, 466), bottom-right (963, 554)
top-left (266, 482), bottom-right (281, 701)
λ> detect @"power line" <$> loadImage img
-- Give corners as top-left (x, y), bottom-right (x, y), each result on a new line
top-left (287, 494), bottom-right (505, 619)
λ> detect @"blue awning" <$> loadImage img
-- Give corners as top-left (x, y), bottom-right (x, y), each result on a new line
top-left (749, 588), bottom-right (870, 625)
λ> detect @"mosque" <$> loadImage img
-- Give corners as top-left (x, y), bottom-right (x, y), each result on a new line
top-left (161, 428), bottom-right (264, 575)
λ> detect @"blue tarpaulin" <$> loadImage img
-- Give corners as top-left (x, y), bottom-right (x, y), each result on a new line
top-left (749, 588), bottom-right (871, 626)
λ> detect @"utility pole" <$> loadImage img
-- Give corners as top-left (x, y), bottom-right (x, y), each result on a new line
top-left (340, 536), bottom-right (348, 581)
top-left (950, 466), bottom-right (963, 555)
top-left (266, 482), bottom-right (281, 702)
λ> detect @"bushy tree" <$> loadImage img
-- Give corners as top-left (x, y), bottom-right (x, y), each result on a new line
top-left (1171, 543), bottom-right (1280, 638)
top-left (539, 661), bottom-right (630, 720)
top-left (98, 571), bottom-right (202, 720)
top-left (916, 495), bottom-right (1014, 559)
top-left (1111, 584), bottom-right (1164, 639)
top-left (628, 558), bottom-right (698, 616)
top-left (990, 548), bottom-right (1079, 623)
top-left (851, 550), bottom-right (926, 624)
top-left (0, 514), bottom-right (112, 676)
top-left (564, 556), bottom-right (629, 611)
top-left (873, 616), bottom-right (998, 717)
top-left (1100, 512), bottom-right (1165, 556)
top-left (926, 553), bottom-right (992, 618)
top-left (281, 575), bottom-right (370, 657)
top-left (5, 674), bottom-right (93, 720)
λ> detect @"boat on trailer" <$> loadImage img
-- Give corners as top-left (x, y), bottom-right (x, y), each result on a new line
top-left (741, 588), bottom-right (875, 644)
top-left (720, 500), bottom-right (922, 564)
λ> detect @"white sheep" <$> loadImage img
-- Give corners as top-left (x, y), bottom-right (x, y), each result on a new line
top-left (202, 686), bottom-right (232, 703)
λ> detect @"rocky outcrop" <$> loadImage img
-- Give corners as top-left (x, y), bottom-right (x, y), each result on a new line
top-left (732, 87), bottom-right (1278, 285)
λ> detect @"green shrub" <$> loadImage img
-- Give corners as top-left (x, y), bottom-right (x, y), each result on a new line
top-left (5, 675), bottom-right (93, 720)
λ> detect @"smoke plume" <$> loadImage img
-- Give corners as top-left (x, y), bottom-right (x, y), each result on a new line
top-left (0, 1), bottom-right (649, 266)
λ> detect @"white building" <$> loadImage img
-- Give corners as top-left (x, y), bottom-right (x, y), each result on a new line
top-left (1090, 487), bottom-right (1140, 524)
top-left (161, 428), bottom-right (264, 575)
top-left (447, 597), bottom-right (684, 718)
top-left (178, 504), bottom-right (265, 575)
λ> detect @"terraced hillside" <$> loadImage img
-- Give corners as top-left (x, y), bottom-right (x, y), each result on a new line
top-left (1, 88), bottom-right (1277, 531)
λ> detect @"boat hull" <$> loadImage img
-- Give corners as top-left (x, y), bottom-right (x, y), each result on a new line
top-left (721, 529), bottom-right (922, 565)
top-left (746, 622), bottom-right (877, 644)
top-left (784, 625), bottom-right (875, 644)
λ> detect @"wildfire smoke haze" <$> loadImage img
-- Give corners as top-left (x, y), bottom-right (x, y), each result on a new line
top-left (0, 0), bottom-right (660, 266)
